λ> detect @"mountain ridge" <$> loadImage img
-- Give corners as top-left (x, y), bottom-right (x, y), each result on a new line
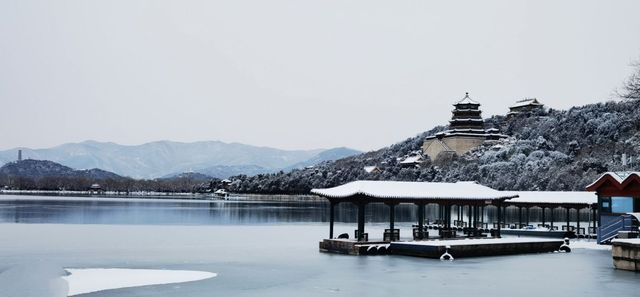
top-left (0, 140), bottom-right (360, 179)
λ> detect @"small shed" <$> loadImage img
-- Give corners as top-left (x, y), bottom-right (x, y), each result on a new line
top-left (89, 183), bottom-right (103, 194)
top-left (363, 166), bottom-right (382, 174)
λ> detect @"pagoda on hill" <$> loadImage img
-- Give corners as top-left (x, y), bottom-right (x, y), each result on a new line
top-left (422, 92), bottom-right (506, 160)
top-left (449, 92), bottom-right (485, 133)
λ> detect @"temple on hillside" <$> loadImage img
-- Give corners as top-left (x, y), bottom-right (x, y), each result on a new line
top-left (508, 98), bottom-right (544, 116)
top-left (422, 92), bottom-right (506, 160)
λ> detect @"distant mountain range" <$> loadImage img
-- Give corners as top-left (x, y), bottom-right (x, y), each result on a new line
top-left (0, 141), bottom-right (360, 179)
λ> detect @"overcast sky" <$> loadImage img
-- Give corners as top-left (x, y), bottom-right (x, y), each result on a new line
top-left (1, 0), bottom-right (640, 152)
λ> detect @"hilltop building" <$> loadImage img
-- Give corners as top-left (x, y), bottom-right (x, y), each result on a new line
top-left (422, 93), bottom-right (506, 160)
top-left (399, 154), bottom-right (424, 168)
top-left (363, 166), bottom-right (382, 174)
top-left (508, 98), bottom-right (544, 116)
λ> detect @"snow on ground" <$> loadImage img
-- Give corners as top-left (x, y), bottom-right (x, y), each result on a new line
top-left (611, 238), bottom-right (640, 244)
top-left (62, 268), bottom-right (217, 296)
top-left (567, 239), bottom-right (610, 250)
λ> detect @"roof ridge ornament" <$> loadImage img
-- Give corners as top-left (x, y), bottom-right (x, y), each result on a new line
top-left (455, 92), bottom-right (480, 106)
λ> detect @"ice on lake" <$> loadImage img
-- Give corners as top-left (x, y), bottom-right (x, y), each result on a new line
top-left (0, 196), bottom-right (637, 296)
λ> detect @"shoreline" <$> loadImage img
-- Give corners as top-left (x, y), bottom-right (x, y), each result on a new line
top-left (0, 190), bottom-right (324, 202)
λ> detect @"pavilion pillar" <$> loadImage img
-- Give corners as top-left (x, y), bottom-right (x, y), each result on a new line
top-left (550, 207), bottom-right (554, 230)
top-left (566, 207), bottom-right (571, 231)
top-left (357, 202), bottom-right (366, 241)
top-left (480, 206), bottom-right (485, 224)
top-left (518, 206), bottom-right (523, 229)
top-left (525, 207), bottom-right (530, 226)
top-left (468, 205), bottom-right (472, 228)
top-left (417, 203), bottom-right (425, 232)
top-left (576, 208), bottom-right (581, 235)
top-left (503, 206), bottom-right (507, 228)
top-left (541, 207), bottom-right (546, 226)
top-left (329, 200), bottom-right (335, 239)
top-left (592, 207), bottom-right (598, 228)
top-left (471, 205), bottom-right (476, 228)
top-left (388, 203), bottom-right (396, 231)
top-left (496, 204), bottom-right (502, 238)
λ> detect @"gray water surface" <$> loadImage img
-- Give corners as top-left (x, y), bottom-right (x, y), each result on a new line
top-left (0, 195), bottom-right (637, 297)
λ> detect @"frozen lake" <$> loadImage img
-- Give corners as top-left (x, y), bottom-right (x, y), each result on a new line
top-left (0, 195), bottom-right (637, 296)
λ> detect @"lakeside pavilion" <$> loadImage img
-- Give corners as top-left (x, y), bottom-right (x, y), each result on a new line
top-left (311, 181), bottom-right (518, 241)
top-left (312, 181), bottom-right (601, 242)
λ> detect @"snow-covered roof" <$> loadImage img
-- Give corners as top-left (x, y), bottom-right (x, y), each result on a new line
top-left (454, 92), bottom-right (480, 106)
top-left (586, 171), bottom-right (640, 189)
top-left (221, 179), bottom-right (232, 183)
top-left (311, 181), bottom-right (518, 200)
top-left (507, 191), bottom-right (596, 205)
top-left (510, 98), bottom-right (543, 109)
top-left (399, 155), bottom-right (423, 164)
top-left (363, 166), bottom-right (379, 173)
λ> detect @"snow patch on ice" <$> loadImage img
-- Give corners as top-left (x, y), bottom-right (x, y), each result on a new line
top-left (63, 268), bottom-right (217, 296)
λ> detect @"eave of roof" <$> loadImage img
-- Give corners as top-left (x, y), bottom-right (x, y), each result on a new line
top-left (310, 180), bottom-right (518, 201)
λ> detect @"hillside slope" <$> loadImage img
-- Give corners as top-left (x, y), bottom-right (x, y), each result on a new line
top-left (0, 159), bottom-right (122, 181)
top-left (229, 100), bottom-right (640, 194)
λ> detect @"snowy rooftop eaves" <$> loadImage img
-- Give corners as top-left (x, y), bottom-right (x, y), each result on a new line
top-left (311, 180), bottom-right (518, 202)
top-left (454, 92), bottom-right (480, 106)
top-left (509, 98), bottom-right (543, 109)
top-left (506, 191), bottom-right (596, 206)
top-left (586, 172), bottom-right (640, 191)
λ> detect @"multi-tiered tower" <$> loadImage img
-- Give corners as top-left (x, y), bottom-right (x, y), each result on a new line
top-left (448, 93), bottom-right (485, 134)
top-left (422, 93), bottom-right (505, 160)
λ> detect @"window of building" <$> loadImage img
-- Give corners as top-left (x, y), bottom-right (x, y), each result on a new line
top-left (611, 196), bottom-right (634, 213)
top-left (600, 197), bottom-right (611, 213)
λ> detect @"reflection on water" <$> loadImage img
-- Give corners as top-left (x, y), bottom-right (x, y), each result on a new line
top-left (0, 195), bottom-right (588, 225)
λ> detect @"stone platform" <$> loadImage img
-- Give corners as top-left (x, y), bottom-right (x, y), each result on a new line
top-left (612, 239), bottom-right (640, 272)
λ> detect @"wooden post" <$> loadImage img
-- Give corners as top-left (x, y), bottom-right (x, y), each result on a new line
top-left (357, 202), bottom-right (366, 241)
top-left (496, 204), bottom-right (502, 238)
top-left (518, 206), bottom-right (523, 229)
top-left (329, 201), bottom-right (335, 239)
top-left (592, 207), bottom-right (598, 228)
top-left (468, 204), bottom-right (472, 227)
top-left (576, 208), bottom-right (581, 235)
top-left (389, 203), bottom-right (395, 231)
top-left (550, 207), bottom-right (554, 230)
top-left (417, 203), bottom-right (425, 233)
top-left (541, 207), bottom-right (546, 226)
top-left (471, 205), bottom-right (476, 228)
top-left (566, 207), bottom-right (570, 231)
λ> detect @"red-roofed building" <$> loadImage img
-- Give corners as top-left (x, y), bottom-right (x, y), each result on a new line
top-left (586, 172), bottom-right (640, 243)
